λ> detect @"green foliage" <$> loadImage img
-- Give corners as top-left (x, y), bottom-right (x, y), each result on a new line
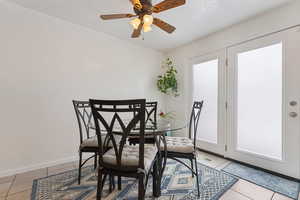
top-left (157, 58), bottom-right (179, 97)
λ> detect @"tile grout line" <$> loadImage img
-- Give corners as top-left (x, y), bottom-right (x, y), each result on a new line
top-left (271, 192), bottom-right (275, 200)
top-left (6, 168), bottom-right (47, 197)
top-left (230, 188), bottom-right (256, 200)
top-left (4, 175), bottom-right (16, 199)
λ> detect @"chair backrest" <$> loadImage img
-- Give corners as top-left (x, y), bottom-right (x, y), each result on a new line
top-left (145, 101), bottom-right (157, 126)
top-left (133, 101), bottom-right (157, 130)
top-left (188, 101), bottom-right (204, 149)
top-left (90, 99), bottom-right (146, 171)
top-left (73, 100), bottom-right (93, 144)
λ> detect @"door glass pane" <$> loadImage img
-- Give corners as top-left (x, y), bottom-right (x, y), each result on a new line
top-left (193, 59), bottom-right (218, 144)
top-left (237, 42), bottom-right (282, 160)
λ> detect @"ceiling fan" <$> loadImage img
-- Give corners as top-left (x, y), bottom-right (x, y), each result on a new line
top-left (100, 0), bottom-right (186, 38)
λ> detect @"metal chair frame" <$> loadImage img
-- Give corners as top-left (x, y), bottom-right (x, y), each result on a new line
top-left (90, 99), bottom-right (158, 200)
top-left (129, 101), bottom-right (158, 145)
top-left (163, 101), bottom-right (204, 197)
top-left (72, 100), bottom-right (98, 185)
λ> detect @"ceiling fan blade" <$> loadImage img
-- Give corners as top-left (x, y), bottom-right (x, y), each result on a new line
top-left (131, 23), bottom-right (143, 38)
top-left (130, 0), bottom-right (143, 10)
top-left (100, 14), bottom-right (135, 20)
top-left (153, 0), bottom-right (185, 13)
top-left (153, 18), bottom-right (176, 33)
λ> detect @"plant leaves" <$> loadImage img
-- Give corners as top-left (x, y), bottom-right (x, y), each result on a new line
top-left (157, 58), bottom-right (179, 97)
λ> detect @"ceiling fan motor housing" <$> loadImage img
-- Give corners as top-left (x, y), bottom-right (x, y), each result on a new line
top-left (134, 0), bottom-right (153, 16)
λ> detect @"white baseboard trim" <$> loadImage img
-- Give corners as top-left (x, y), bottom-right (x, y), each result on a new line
top-left (0, 154), bottom-right (93, 178)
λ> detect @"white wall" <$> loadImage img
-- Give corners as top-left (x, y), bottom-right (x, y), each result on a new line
top-left (0, 1), bottom-right (163, 177)
top-left (165, 0), bottom-right (300, 130)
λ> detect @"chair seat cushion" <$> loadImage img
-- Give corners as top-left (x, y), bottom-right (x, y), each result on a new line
top-left (80, 136), bottom-right (98, 148)
top-left (80, 135), bottom-right (121, 148)
top-left (161, 136), bottom-right (194, 153)
top-left (103, 144), bottom-right (157, 171)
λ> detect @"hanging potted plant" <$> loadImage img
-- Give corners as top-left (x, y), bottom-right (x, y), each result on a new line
top-left (157, 58), bottom-right (179, 97)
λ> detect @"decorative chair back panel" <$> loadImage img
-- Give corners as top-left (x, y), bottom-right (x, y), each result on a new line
top-left (133, 101), bottom-right (157, 130)
top-left (188, 101), bottom-right (204, 149)
top-left (145, 102), bottom-right (157, 127)
top-left (90, 99), bottom-right (146, 171)
top-left (73, 100), bottom-right (94, 144)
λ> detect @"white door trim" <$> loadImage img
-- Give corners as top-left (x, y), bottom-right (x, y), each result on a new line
top-left (225, 27), bottom-right (300, 178)
top-left (188, 50), bottom-right (227, 155)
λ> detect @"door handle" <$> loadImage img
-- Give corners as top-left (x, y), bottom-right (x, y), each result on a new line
top-left (289, 101), bottom-right (298, 106)
top-left (289, 112), bottom-right (298, 118)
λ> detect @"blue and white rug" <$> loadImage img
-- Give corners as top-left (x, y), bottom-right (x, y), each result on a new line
top-left (32, 160), bottom-right (237, 200)
top-left (222, 162), bottom-right (300, 199)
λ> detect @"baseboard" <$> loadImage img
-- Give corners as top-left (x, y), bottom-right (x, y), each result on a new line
top-left (0, 154), bottom-right (91, 178)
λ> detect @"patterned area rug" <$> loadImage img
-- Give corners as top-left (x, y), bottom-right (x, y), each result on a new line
top-left (32, 160), bottom-right (237, 200)
top-left (222, 162), bottom-right (300, 200)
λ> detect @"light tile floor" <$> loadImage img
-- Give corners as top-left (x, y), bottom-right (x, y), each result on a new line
top-left (0, 151), bottom-right (298, 200)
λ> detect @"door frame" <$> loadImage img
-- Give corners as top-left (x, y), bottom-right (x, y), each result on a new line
top-left (188, 50), bottom-right (227, 155)
top-left (225, 28), bottom-right (300, 178)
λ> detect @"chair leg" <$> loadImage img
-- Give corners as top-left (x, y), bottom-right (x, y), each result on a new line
top-left (96, 168), bottom-right (103, 200)
top-left (152, 158), bottom-right (160, 197)
top-left (109, 174), bottom-right (115, 193)
top-left (109, 174), bottom-right (112, 193)
top-left (191, 159), bottom-right (194, 177)
top-left (78, 151), bottom-right (82, 185)
top-left (138, 174), bottom-right (145, 200)
top-left (118, 176), bottom-right (122, 190)
top-left (112, 176), bottom-right (116, 190)
top-left (194, 157), bottom-right (200, 197)
top-left (94, 153), bottom-right (97, 170)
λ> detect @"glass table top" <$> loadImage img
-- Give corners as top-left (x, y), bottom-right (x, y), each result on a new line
top-left (90, 118), bottom-right (188, 135)
top-left (142, 119), bottom-right (187, 134)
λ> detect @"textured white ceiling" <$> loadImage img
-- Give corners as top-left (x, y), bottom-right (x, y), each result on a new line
top-left (7, 0), bottom-right (293, 51)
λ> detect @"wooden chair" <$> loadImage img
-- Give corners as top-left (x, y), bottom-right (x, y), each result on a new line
top-left (90, 99), bottom-right (158, 200)
top-left (72, 100), bottom-right (98, 185)
top-left (160, 101), bottom-right (204, 197)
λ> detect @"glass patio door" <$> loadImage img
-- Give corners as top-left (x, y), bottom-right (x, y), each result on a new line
top-left (226, 27), bottom-right (300, 178)
top-left (191, 50), bottom-right (226, 155)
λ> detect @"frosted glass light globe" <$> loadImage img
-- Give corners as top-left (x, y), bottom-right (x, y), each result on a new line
top-left (130, 18), bottom-right (141, 29)
top-left (143, 15), bottom-right (153, 25)
top-left (143, 24), bottom-right (152, 32)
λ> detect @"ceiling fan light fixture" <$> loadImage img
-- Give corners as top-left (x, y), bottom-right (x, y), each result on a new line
top-left (100, 0), bottom-right (186, 38)
top-left (143, 14), bottom-right (153, 25)
top-left (130, 18), bottom-right (141, 29)
top-left (143, 24), bottom-right (152, 32)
